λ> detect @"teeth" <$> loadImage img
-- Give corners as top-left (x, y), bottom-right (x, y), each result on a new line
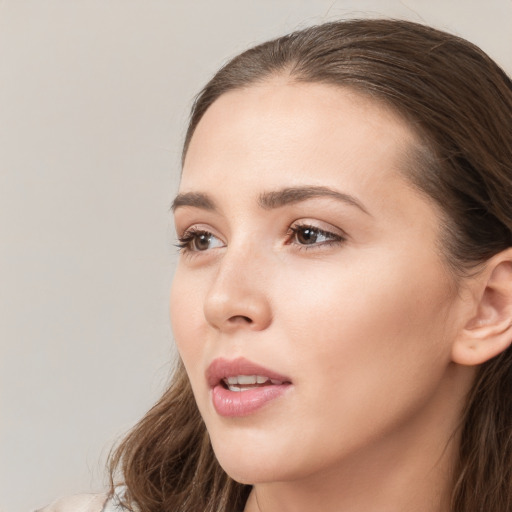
top-left (223, 375), bottom-right (277, 390)
top-left (237, 375), bottom-right (257, 385)
top-left (225, 375), bottom-right (271, 385)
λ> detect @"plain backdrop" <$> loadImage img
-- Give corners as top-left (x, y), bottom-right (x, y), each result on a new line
top-left (1, 1), bottom-right (511, 511)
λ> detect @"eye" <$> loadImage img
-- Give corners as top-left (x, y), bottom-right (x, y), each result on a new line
top-left (287, 224), bottom-right (344, 247)
top-left (177, 229), bottom-right (225, 253)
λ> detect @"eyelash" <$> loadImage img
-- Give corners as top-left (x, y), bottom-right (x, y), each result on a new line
top-left (176, 223), bottom-right (345, 254)
top-left (286, 224), bottom-right (345, 249)
top-left (175, 228), bottom-right (221, 253)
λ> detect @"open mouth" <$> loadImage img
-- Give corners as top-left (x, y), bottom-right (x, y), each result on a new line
top-left (206, 357), bottom-right (291, 389)
top-left (206, 357), bottom-right (292, 416)
top-left (221, 375), bottom-right (287, 392)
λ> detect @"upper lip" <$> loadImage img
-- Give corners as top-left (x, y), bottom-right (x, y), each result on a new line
top-left (206, 357), bottom-right (292, 388)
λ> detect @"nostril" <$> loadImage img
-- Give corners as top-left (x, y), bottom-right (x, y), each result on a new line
top-left (228, 315), bottom-right (253, 324)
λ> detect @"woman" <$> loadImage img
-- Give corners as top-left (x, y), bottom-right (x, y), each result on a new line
top-left (42, 18), bottom-right (512, 512)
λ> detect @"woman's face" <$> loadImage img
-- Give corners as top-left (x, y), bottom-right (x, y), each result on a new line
top-left (171, 81), bottom-right (469, 485)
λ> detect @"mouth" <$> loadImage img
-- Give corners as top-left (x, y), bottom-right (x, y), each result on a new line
top-left (206, 357), bottom-right (292, 389)
top-left (221, 375), bottom-right (287, 392)
top-left (206, 357), bottom-right (292, 417)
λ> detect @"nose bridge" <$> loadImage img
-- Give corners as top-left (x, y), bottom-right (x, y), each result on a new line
top-left (204, 240), bottom-right (272, 332)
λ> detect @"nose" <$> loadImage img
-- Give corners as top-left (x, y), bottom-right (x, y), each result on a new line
top-left (203, 249), bottom-right (272, 333)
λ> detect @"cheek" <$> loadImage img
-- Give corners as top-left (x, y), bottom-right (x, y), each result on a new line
top-left (252, 256), bottom-right (457, 471)
top-left (275, 251), bottom-right (456, 403)
top-left (169, 268), bottom-right (206, 373)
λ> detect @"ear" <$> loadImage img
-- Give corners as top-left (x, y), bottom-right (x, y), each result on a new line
top-left (452, 248), bottom-right (512, 366)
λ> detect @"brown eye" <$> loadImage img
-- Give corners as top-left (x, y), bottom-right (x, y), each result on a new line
top-left (193, 233), bottom-right (213, 251)
top-left (177, 230), bottom-right (225, 253)
top-left (296, 227), bottom-right (320, 245)
top-left (289, 224), bottom-right (344, 247)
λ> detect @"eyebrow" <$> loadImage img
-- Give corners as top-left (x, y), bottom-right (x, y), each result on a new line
top-left (171, 186), bottom-right (370, 215)
top-left (171, 192), bottom-right (216, 212)
top-left (258, 186), bottom-right (370, 214)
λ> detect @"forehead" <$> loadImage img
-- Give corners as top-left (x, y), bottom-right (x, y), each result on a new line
top-left (181, 80), bottom-right (419, 210)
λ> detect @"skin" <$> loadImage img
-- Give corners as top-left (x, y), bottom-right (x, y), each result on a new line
top-left (170, 80), bottom-right (479, 512)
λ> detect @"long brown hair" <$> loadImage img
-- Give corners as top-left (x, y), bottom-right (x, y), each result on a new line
top-left (110, 19), bottom-right (512, 512)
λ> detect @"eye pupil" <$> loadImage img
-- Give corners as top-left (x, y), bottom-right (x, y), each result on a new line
top-left (194, 233), bottom-right (211, 251)
top-left (297, 227), bottom-right (318, 245)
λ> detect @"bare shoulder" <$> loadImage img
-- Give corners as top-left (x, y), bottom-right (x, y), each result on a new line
top-left (37, 494), bottom-right (109, 512)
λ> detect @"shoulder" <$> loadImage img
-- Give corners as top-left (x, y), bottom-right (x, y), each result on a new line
top-left (37, 486), bottom-right (130, 512)
top-left (36, 494), bottom-right (109, 512)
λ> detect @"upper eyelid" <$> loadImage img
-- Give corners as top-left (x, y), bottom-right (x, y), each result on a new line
top-left (180, 227), bottom-right (225, 243)
top-left (287, 225), bottom-right (346, 245)
top-left (177, 220), bottom-right (347, 243)
top-left (288, 224), bottom-right (338, 236)
top-left (289, 220), bottom-right (348, 238)
top-left (178, 224), bottom-right (223, 239)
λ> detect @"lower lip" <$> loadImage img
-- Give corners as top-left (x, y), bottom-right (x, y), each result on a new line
top-left (211, 383), bottom-right (290, 417)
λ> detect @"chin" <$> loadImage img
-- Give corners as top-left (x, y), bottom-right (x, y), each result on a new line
top-left (209, 431), bottom-right (277, 482)
top-left (208, 427), bottom-right (313, 485)
top-left (214, 453), bottom-right (288, 485)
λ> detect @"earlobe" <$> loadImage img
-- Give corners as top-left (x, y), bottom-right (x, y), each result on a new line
top-left (452, 250), bottom-right (512, 366)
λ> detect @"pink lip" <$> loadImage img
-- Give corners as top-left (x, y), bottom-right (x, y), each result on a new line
top-left (206, 357), bottom-right (292, 417)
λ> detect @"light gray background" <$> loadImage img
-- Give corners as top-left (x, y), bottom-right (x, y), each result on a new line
top-left (1, 1), bottom-right (511, 511)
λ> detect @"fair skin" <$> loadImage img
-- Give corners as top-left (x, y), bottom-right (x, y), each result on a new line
top-left (170, 80), bottom-right (509, 512)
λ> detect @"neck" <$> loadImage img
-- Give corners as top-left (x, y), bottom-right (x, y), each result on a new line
top-left (246, 438), bottom-right (456, 512)
top-left (244, 365), bottom-right (474, 512)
